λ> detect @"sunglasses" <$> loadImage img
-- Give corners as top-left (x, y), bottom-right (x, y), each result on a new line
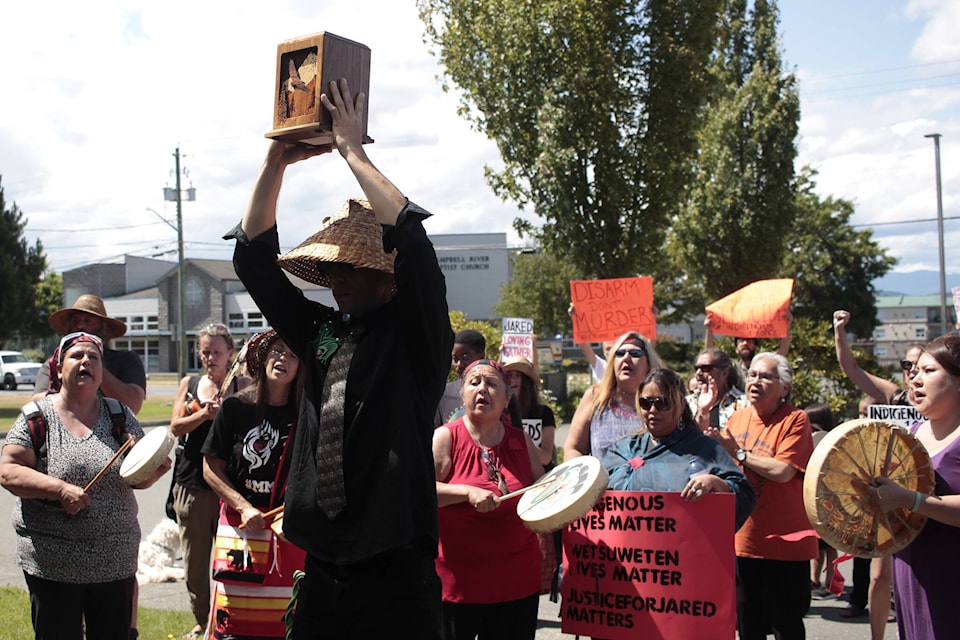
top-left (317, 262), bottom-right (357, 278)
top-left (481, 449), bottom-right (508, 496)
top-left (638, 396), bottom-right (670, 411)
top-left (268, 347), bottom-right (298, 361)
top-left (614, 348), bottom-right (647, 359)
top-left (695, 363), bottom-right (726, 373)
top-left (900, 359), bottom-right (917, 371)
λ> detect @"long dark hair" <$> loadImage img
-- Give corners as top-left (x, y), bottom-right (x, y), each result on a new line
top-left (637, 368), bottom-right (696, 434)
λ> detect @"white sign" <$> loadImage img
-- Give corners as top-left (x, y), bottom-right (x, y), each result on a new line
top-left (501, 317), bottom-right (534, 360)
top-left (867, 404), bottom-right (924, 429)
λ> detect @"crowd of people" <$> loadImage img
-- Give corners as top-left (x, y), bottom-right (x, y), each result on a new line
top-left (1, 74), bottom-right (957, 640)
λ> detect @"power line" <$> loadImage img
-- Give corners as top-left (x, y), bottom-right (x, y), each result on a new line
top-left (29, 221), bottom-right (166, 233)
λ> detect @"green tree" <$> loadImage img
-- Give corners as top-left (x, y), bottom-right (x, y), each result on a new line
top-left (667, 0), bottom-right (800, 308)
top-left (781, 168), bottom-right (895, 337)
top-left (493, 248), bottom-right (584, 339)
top-left (24, 270), bottom-right (64, 344)
top-left (418, 0), bottom-right (719, 283)
top-left (0, 177), bottom-right (48, 346)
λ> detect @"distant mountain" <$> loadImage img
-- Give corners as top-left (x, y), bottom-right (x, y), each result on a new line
top-left (873, 270), bottom-right (960, 296)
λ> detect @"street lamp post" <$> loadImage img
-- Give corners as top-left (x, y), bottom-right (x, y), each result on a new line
top-left (925, 133), bottom-right (947, 337)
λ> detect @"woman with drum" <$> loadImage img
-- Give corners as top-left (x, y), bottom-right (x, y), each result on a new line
top-left (602, 368), bottom-right (755, 529)
top-left (171, 323), bottom-right (249, 640)
top-left (202, 329), bottom-right (306, 639)
top-left (872, 334), bottom-right (960, 639)
top-left (433, 359), bottom-right (545, 640)
top-left (0, 332), bottom-right (169, 639)
top-left (564, 332), bottom-right (662, 463)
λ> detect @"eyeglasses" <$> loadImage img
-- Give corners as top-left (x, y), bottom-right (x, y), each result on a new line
top-left (900, 359), bottom-right (917, 371)
top-left (317, 262), bottom-right (357, 278)
top-left (268, 348), bottom-right (298, 361)
top-left (746, 370), bottom-right (780, 382)
top-left (452, 353), bottom-right (480, 365)
top-left (481, 449), bottom-right (508, 496)
top-left (695, 363), bottom-right (726, 373)
top-left (614, 348), bottom-right (647, 359)
top-left (638, 396), bottom-right (670, 411)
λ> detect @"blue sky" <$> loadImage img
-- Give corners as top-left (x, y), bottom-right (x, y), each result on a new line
top-left (0, 0), bottom-right (957, 283)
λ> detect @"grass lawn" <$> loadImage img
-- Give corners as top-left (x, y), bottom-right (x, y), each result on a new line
top-left (1, 397), bottom-right (176, 432)
top-left (0, 585), bottom-right (194, 639)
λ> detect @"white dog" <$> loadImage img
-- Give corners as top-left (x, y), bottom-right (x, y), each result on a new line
top-left (137, 518), bottom-right (184, 585)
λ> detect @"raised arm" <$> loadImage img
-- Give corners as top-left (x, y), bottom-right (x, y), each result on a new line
top-left (241, 142), bottom-right (331, 240)
top-left (322, 78), bottom-right (406, 226)
top-left (833, 310), bottom-right (899, 403)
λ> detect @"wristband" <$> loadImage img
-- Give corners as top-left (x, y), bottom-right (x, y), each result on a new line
top-left (910, 491), bottom-right (923, 512)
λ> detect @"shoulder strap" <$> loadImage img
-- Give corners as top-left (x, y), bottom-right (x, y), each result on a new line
top-left (20, 401), bottom-right (47, 459)
top-left (187, 375), bottom-right (201, 397)
top-left (102, 397), bottom-right (127, 444)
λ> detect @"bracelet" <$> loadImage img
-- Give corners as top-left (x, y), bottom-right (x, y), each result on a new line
top-left (910, 491), bottom-right (923, 512)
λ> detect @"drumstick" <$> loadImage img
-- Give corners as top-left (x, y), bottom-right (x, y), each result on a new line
top-left (500, 475), bottom-right (559, 501)
top-left (219, 343), bottom-right (249, 398)
top-left (83, 436), bottom-right (135, 493)
top-left (238, 504), bottom-right (284, 529)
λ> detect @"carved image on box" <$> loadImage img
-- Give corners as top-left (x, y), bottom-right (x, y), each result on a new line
top-left (266, 32), bottom-right (371, 147)
top-left (279, 50), bottom-right (318, 122)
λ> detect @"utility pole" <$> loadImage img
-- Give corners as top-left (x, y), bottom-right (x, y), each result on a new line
top-left (160, 147), bottom-right (196, 379)
top-left (925, 133), bottom-right (947, 337)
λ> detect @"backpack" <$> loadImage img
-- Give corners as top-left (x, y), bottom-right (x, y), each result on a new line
top-left (21, 397), bottom-right (127, 461)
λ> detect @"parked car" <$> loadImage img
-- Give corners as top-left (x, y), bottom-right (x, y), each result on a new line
top-left (0, 351), bottom-right (41, 391)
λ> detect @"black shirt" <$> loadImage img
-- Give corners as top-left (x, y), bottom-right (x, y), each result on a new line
top-left (228, 202), bottom-right (454, 564)
top-left (202, 396), bottom-right (296, 510)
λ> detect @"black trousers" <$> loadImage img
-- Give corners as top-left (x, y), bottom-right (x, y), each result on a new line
top-left (291, 547), bottom-right (442, 640)
top-left (440, 593), bottom-right (539, 640)
top-left (736, 557), bottom-right (810, 640)
top-left (24, 572), bottom-right (135, 640)
top-left (848, 556), bottom-right (870, 609)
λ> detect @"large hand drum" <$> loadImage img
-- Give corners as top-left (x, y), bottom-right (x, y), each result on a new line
top-left (120, 427), bottom-right (175, 486)
top-left (517, 455), bottom-right (608, 533)
top-left (803, 418), bottom-right (935, 557)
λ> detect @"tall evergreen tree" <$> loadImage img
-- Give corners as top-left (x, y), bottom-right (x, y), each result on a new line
top-left (0, 177), bottom-right (49, 345)
top-left (667, 0), bottom-right (800, 306)
top-left (418, 0), bottom-right (719, 283)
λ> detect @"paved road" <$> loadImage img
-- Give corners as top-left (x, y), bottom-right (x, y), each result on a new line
top-left (0, 395), bottom-right (895, 639)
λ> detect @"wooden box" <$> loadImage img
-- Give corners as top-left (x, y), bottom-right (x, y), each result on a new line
top-left (265, 32), bottom-right (372, 147)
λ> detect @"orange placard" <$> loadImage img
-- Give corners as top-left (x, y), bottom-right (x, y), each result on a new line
top-left (561, 491), bottom-right (736, 640)
top-left (570, 277), bottom-right (656, 343)
top-left (705, 279), bottom-right (793, 339)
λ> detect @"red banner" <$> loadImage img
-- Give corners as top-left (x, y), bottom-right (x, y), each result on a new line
top-left (561, 491), bottom-right (736, 640)
top-left (570, 277), bottom-right (656, 343)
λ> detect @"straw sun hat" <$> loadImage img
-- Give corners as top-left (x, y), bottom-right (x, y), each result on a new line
top-left (48, 294), bottom-right (128, 340)
top-left (276, 199), bottom-right (396, 288)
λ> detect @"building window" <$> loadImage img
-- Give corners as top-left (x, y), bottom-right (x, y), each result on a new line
top-left (113, 339), bottom-right (160, 372)
top-left (185, 278), bottom-right (204, 307)
top-left (876, 346), bottom-right (887, 357)
top-left (228, 313), bottom-right (245, 329)
top-left (128, 316), bottom-right (145, 331)
top-left (874, 328), bottom-right (886, 339)
top-left (248, 311), bottom-right (265, 328)
top-left (916, 328), bottom-right (927, 339)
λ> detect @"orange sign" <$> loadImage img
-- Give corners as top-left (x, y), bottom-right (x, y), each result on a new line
top-left (570, 277), bottom-right (656, 343)
top-left (561, 491), bottom-right (736, 639)
top-left (705, 279), bottom-right (793, 339)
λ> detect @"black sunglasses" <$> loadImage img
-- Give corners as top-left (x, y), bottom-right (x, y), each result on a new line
top-left (695, 363), bottom-right (727, 373)
top-left (317, 262), bottom-right (357, 277)
top-left (638, 396), bottom-right (670, 411)
top-left (614, 348), bottom-right (647, 359)
top-left (900, 359), bottom-right (917, 371)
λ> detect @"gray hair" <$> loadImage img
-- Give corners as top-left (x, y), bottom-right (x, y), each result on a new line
top-left (750, 351), bottom-right (793, 401)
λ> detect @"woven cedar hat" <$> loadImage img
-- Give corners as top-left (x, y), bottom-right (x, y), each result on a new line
top-left (48, 294), bottom-right (128, 340)
top-left (244, 328), bottom-right (281, 377)
top-left (276, 198), bottom-right (396, 288)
